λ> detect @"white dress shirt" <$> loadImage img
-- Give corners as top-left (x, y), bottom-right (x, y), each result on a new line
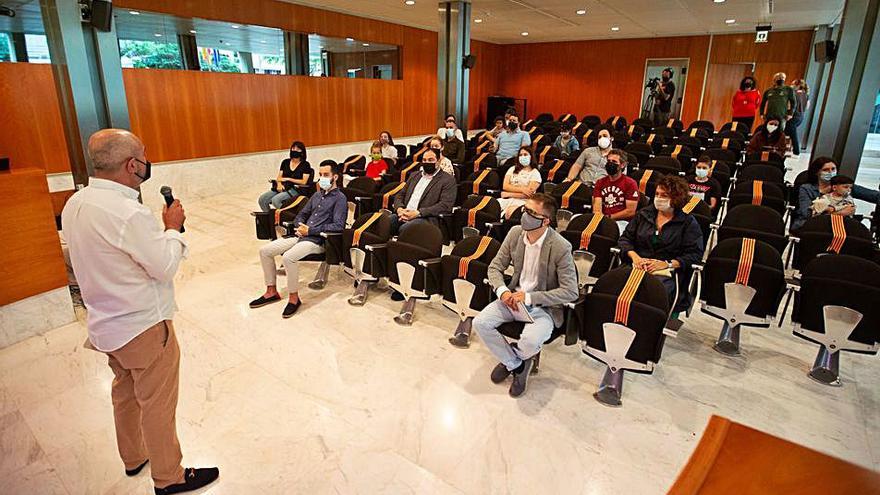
top-left (405, 173), bottom-right (434, 211)
top-left (496, 228), bottom-right (548, 306)
top-left (61, 178), bottom-right (188, 352)
top-left (381, 143), bottom-right (398, 160)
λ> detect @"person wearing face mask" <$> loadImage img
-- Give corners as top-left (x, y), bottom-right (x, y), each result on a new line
top-left (428, 137), bottom-right (456, 176)
top-left (552, 123), bottom-right (580, 158)
top-left (482, 117), bottom-right (506, 144)
top-left (258, 141), bottom-right (312, 212)
top-left (792, 156), bottom-right (880, 231)
top-left (618, 175), bottom-right (703, 316)
top-left (591, 149), bottom-right (639, 222)
top-left (747, 117), bottom-right (787, 156)
top-left (498, 147), bottom-right (543, 219)
top-left (567, 128), bottom-right (614, 184)
top-left (61, 129), bottom-right (221, 495)
top-left (732, 76), bottom-right (761, 131)
top-left (760, 72), bottom-right (796, 131)
top-left (378, 131), bottom-right (398, 163)
top-left (437, 114), bottom-right (465, 143)
top-left (251, 161), bottom-right (346, 318)
top-left (471, 194), bottom-right (578, 397)
top-left (494, 113), bottom-right (532, 164)
top-left (439, 126), bottom-right (466, 165)
top-left (686, 155), bottom-right (722, 211)
top-left (652, 68), bottom-right (676, 127)
top-left (390, 148), bottom-right (457, 235)
top-left (344, 142), bottom-right (389, 186)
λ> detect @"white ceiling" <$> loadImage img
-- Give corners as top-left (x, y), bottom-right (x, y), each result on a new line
top-left (279, 0), bottom-right (845, 44)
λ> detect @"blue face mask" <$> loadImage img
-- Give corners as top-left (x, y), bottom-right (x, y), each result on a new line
top-left (518, 155), bottom-right (531, 167)
top-left (821, 171), bottom-right (837, 182)
top-left (318, 177), bottom-right (333, 190)
top-left (695, 168), bottom-right (709, 179)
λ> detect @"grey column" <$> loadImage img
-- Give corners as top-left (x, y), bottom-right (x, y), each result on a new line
top-left (801, 25), bottom-right (834, 152)
top-left (239, 51), bottom-right (254, 73)
top-left (812, 0), bottom-right (880, 178)
top-left (437, 1), bottom-right (472, 134)
top-left (11, 32), bottom-right (28, 62)
top-left (177, 33), bottom-right (201, 70)
top-left (40, 0), bottom-right (130, 187)
top-left (284, 32), bottom-right (308, 76)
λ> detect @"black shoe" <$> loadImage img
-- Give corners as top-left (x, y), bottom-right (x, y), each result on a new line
top-left (490, 363), bottom-right (512, 384)
top-left (282, 300), bottom-right (301, 318)
top-left (154, 467), bottom-right (219, 494)
top-left (249, 294), bottom-right (281, 308)
top-left (509, 358), bottom-right (533, 398)
top-left (390, 291), bottom-right (405, 302)
top-left (448, 333), bottom-right (470, 349)
top-left (125, 460), bottom-right (149, 477)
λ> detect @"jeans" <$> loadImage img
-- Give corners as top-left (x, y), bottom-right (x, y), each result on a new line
top-left (473, 300), bottom-right (554, 371)
top-left (786, 114), bottom-right (804, 155)
top-left (389, 214), bottom-right (430, 235)
top-left (258, 189), bottom-right (298, 212)
top-left (259, 237), bottom-right (324, 292)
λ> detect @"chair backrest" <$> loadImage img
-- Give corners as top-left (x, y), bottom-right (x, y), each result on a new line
top-left (557, 113), bottom-right (577, 125)
top-left (396, 221), bottom-right (444, 257)
top-left (704, 148), bottom-right (738, 164)
top-left (564, 211), bottom-right (620, 240)
top-left (793, 254), bottom-right (880, 346)
top-left (625, 142), bottom-right (653, 167)
top-left (793, 214), bottom-right (875, 271)
top-left (660, 144), bottom-right (693, 164)
top-left (626, 124), bottom-right (646, 141)
top-left (632, 118), bottom-right (654, 130)
top-left (394, 144), bottom-right (408, 160)
top-left (702, 237), bottom-right (785, 318)
top-left (612, 131), bottom-right (631, 149)
top-left (561, 212), bottom-right (621, 279)
top-left (629, 168), bottom-right (663, 198)
top-left (536, 112), bottom-right (554, 123)
top-left (581, 115), bottom-right (602, 128)
top-left (746, 151), bottom-right (785, 166)
top-left (650, 127), bottom-right (677, 140)
top-left (728, 180), bottom-right (786, 214)
top-left (345, 176), bottom-right (379, 195)
top-left (737, 164), bottom-right (785, 185)
top-left (719, 121), bottom-right (749, 139)
top-left (645, 156), bottom-right (682, 175)
top-left (688, 120), bottom-right (715, 134)
top-left (718, 204), bottom-right (787, 253)
top-left (541, 158), bottom-right (572, 184)
top-left (605, 115), bottom-right (628, 132)
top-left (641, 132), bottom-right (666, 153)
top-left (460, 194), bottom-right (502, 219)
top-left (441, 235), bottom-right (502, 306)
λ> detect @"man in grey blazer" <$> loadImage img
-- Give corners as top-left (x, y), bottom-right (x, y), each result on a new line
top-left (473, 193), bottom-right (579, 397)
top-left (391, 148), bottom-right (456, 234)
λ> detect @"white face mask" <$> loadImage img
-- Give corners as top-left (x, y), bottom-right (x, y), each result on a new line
top-left (518, 155), bottom-right (531, 167)
top-left (598, 136), bottom-right (612, 149)
top-left (654, 197), bottom-right (672, 212)
top-left (766, 124), bottom-right (779, 133)
top-left (695, 168), bottom-right (709, 179)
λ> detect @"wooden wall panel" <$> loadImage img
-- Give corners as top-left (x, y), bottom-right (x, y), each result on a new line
top-left (493, 35), bottom-right (711, 125)
top-left (0, 63), bottom-right (70, 173)
top-left (468, 40), bottom-right (502, 130)
top-left (400, 26), bottom-right (437, 137)
top-left (0, 167), bottom-right (68, 305)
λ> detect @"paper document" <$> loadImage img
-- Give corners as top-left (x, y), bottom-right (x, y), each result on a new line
top-left (510, 302), bottom-right (535, 323)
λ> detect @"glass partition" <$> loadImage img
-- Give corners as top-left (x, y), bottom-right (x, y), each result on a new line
top-left (0, 0), bottom-right (52, 63)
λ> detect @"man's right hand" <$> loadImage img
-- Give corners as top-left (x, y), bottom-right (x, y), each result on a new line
top-left (163, 199), bottom-right (185, 232)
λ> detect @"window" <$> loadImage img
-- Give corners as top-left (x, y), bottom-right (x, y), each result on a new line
top-left (119, 39), bottom-right (183, 69)
top-left (23, 34), bottom-right (50, 64)
top-left (0, 33), bottom-right (12, 62)
top-left (0, 2), bottom-right (52, 64)
top-left (309, 34), bottom-right (400, 80)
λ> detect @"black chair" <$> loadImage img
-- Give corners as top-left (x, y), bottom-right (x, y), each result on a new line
top-left (551, 180), bottom-right (593, 230)
top-left (687, 120), bottom-right (715, 135)
top-left (725, 180), bottom-right (787, 218)
top-left (629, 168), bottom-right (663, 200)
top-left (625, 124), bottom-right (646, 142)
top-left (612, 131), bottom-right (631, 150)
top-left (789, 255), bottom-right (880, 386)
top-left (659, 144), bottom-right (693, 167)
top-left (581, 115), bottom-right (602, 129)
top-left (580, 266), bottom-right (670, 406)
top-left (450, 195), bottom-right (502, 242)
top-left (394, 144), bottom-right (409, 162)
top-left (341, 176), bottom-right (379, 218)
top-left (649, 126), bottom-right (676, 140)
top-left (458, 169), bottom-right (501, 205)
top-left (581, 128), bottom-right (599, 148)
top-left (624, 142), bottom-right (653, 168)
top-left (559, 212), bottom-right (621, 291)
top-left (641, 132), bottom-right (666, 154)
top-left (703, 148), bottom-right (738, 165)
top-left (719, 121), bottom-right (750, 139)
top-left (535, 112), bottom-right (554, 124)
top-left (541, 158), bottom-right (573, 188)
top-left (442, 235), bottom-right (502, 348)
top-left (632, 118), bottom-right (654, 131)
top-left (341, 154), bottom-right (367, 175)
top-left (683, 127), bottom-right (712, 147)
top-left (790, 214), bottom-right (875, 274)
top-left (681, 195), bottom-right (714, 250)
top-left (557, 112), bottom-right (577, 126)
top-left (714, 204), bottom-right (788, 255)
top-left (661, 118), bottom-right (684, 135)
top-left (605, 115), bottom-right (628, 132)
top-left (714, 133), bottom-right (745, 154)
top-left (644, 156), bottom-right (681, 176)
top-left (692, 237), bottom-right (785, 355)
top-left (571, 121), bottom-right (589, 138)
top-left (737, 164), bottom-right (785, 188)
top-left (383, 222), bottom-right (445, 325)
top-left (342, 210), bottom-right (393, 305)
top-left (534, 143), bottom-right (559, 167)
top-left (373, 180), bottom-right (408, 214)
top-left (465, 151), bottom-right (498, 175)
top-left (746, 151), bottom-right (785, 167)
top-left (676, 136), bottom-right (704, 156)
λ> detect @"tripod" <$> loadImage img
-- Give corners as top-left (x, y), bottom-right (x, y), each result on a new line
top-left (640, 90), bottom-right (656, 120)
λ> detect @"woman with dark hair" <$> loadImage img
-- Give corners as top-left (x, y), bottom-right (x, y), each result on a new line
top-left (258, 141), bottom-right (312, 212)
top-left (746, 116), bottom-right (787, 156)
top-left (378, 131), bottom-right (397, 162)
top-left (786, 79), bottom-right (810, 156)
top-left (498, 146), bottom-right (542, 219)
top-left (791, 156), bottom-right (880, 231)
top-left (619, 175), bottom-right (704, 315)
top-left (732, 76), bottom-right (761, 131)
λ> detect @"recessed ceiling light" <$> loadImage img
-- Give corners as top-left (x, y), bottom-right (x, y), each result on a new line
top-left (521, 31), bottom-right (529, 36)
top-left (260, 40), bottom-right (266, 43)
top-left (154, 33), bottom-right (162, 37)
top-left (189, 30), bottom-right (197, 34)
top-left (714, 0), bottom-right (726, 3)
top-left (725, 18), bottom-right (736, 24)
top-left (576, 9), bottom-right (586, 15)
top-left (611, 26), bottom-right (620, 31)
top-left (363, 43), bottom-right (370, 46)
top-left (474, 18), bottom-right (483, 23)
top-left (231, 24), bottom-right (240, 29)
top-left (129, 11), bottom-right (140, 15)
top-left (404, 0), bottom-right (415, 5)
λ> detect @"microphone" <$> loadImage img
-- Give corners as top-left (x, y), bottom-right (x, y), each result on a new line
top-left (160, 186), bottom-right (185, 233)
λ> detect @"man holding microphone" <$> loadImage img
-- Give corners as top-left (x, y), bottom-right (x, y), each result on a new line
top-left (62, 129), bottom-right (218, 494)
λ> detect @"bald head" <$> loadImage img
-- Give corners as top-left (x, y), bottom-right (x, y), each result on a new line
top-left (88, 129), bottom-right (144, 173)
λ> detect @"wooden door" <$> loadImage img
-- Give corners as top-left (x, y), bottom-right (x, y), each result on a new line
top-left (700, 63), bottom-right (751, 128)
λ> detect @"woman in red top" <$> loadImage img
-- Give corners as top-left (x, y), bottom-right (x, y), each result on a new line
top-left (731, 76), bottom-right (761, 133)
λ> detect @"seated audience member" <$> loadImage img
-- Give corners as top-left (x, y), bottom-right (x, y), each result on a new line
top-left (428, 137), bottom-right (455, 176)
top-left (391, 149), bottom-right (456, 234)
top-left (494, 114), bottom-right (532, 165)
top-left (437, 114), bottom-right (465, 143)
top-left (686, 155), bottom-right (722, 211)
top-left (553, 124), bottom-right (580, 158)
top-left (746, 116), bottom-right (787, 156)
top-left (258, 141), bottom-right (312, 212)
top-left (440, 127), bottom-right (466, 165)
top-left (498, 147), bottom-right (542, 219)
top-left (344, 141), bottom-right (388, 185)
top-left (250, 161), bottom-right (346, 318)
top-left (618, 175), bottom-right (703, 316)
top-left (812, 175), bottom-right (856, 218)
top-left (473, 194), bottom-right (579, 398)
top-left (566, 128), bottom-right (612, 184)
top-left (482, 117), bottom-right (505, 143)
top-left (792, 156), bottom-right (880, 231)
top-left (592, 149), bottom-right (639, 222)
top-left (379, 131), bottom-right (398, 163)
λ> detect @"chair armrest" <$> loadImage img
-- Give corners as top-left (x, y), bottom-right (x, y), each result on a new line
top-left (365, 243), bottom-right (387, 252)
top-left (563, 297), bottom-right (585, 345)
top-left (418, 257), bottom-right (443, 268)
top-left (320, 232), bottom-right (342, 238)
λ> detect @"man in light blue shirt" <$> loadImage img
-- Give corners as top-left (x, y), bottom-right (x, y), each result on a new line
top-left (494, 114), bottom-right (531, 165)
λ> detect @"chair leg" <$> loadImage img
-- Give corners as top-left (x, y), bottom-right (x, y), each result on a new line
top-left (808, 346), bottom-right (842, 386)
top-left (307, 261), bottom-right (329, 290)
top-left (393, 297), bottom-right (417, 326)
top-left (594, 366), bottom-right (624, 407)
top-left (448, 318), bottom-right (473, 348)
top-left (713, 321), bottom-right (742, 356)
top-left (348, 280), bottom-right (372, 306)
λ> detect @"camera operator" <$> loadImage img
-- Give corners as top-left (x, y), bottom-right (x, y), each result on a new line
top-left (652, 68), bottom-right (676, 126)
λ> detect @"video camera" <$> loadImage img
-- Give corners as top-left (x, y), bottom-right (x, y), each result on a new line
top-left (645, 77), bottom-right (661, 91)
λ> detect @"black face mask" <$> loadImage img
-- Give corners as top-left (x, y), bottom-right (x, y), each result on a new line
top-left (134, 158), bottom-right (151, 183)
top-left (605, 161), bottom-right (620, 176)
top-left (290, 150), bottom-right (303, 159)
top-left (431, 147), bottom-right (442, 154)
top-left (662, 76), bottom-right (670, 82)
top-left (422, 162), bottom-right (437, 175)
top-left (508, 121), bottom-right (518, 130)
top-left (775, 79), bottom-right (784, 86)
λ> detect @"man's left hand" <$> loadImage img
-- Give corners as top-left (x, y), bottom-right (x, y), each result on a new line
top-left (295, 224), bottom-right (309, 237)
top-left (645, 259), bottom-right (669, 273)
top-left (508, 291), bottom-right (527, 307)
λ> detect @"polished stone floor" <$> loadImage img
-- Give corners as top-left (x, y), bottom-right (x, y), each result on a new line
top-left (1, 153), bottom-right (879, 495)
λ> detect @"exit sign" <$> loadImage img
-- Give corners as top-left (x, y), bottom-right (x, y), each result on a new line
top-left (756, 24), bottom-right (772, 43)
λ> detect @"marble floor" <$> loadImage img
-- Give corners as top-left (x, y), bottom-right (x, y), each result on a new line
top-left (2, 154), bottom-right (879, 495)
